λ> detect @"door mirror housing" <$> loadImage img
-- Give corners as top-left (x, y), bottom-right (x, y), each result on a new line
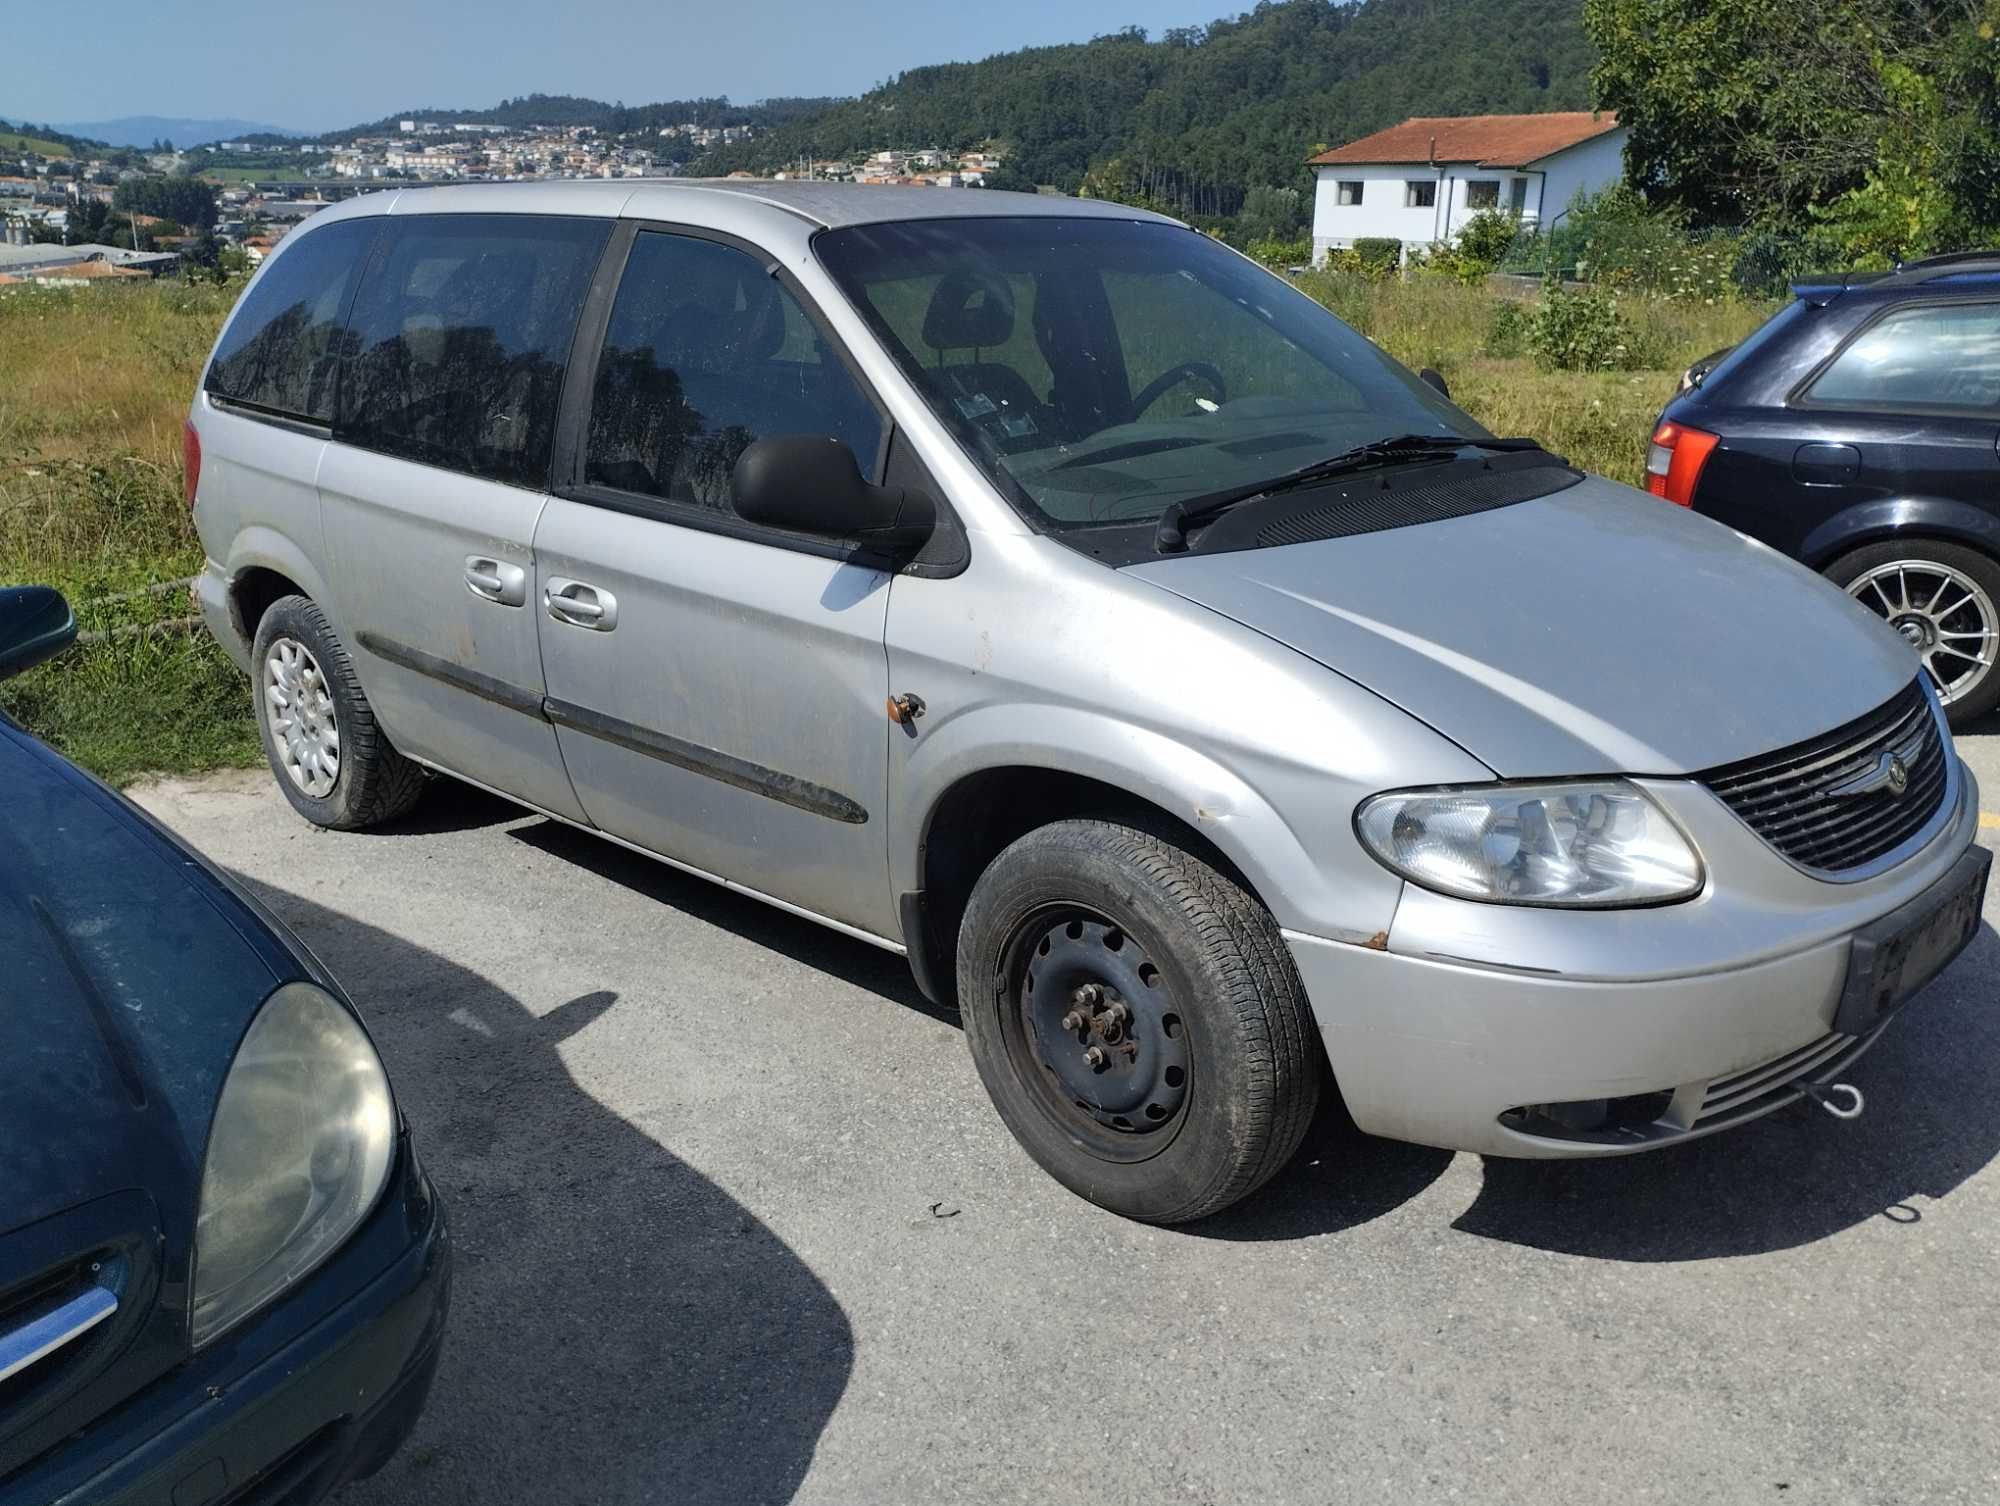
top-left (1419, 367), bottom-right (1451, 400)
top-left (0, 586), bottom-right (76, 681)
top-left (731, 436), bottom-right (936, 552)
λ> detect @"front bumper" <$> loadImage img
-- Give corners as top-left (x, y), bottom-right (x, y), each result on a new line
top-left (1288, 761), bottom-right (1985, 1158)
top-left (7, 1141), bottom-right (450, 1506)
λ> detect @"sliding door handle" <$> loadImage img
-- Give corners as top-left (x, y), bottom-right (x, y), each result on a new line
top-left (545, 577), bottom-right (618, 632)
top-left (464, 556), bottom-right (528, 607)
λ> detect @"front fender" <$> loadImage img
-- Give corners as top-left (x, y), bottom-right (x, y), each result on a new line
top-left (1801, 496), bottom-right (2000, 569)
top-left (890, 701), bottom-right (1399, 944)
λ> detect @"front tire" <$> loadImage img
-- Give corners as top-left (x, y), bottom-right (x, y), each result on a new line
top-left (1828, 540), bottom-right (2000, 727)
top-left (956, 819), bottom-right (1320, 1223)
top-left (251, 594), bottom-right (425, 830)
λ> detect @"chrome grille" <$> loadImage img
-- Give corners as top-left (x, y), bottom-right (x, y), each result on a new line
top-left (1700, 680), bottom-right (1948, 873)
top-left (0, 1267), bottom-right (115, 1401)
top-left (1692, 1033), bottom-right (1868, 1128)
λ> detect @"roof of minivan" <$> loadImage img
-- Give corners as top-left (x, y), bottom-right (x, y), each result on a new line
top-left (307, 177), bottom-right (1184, 233)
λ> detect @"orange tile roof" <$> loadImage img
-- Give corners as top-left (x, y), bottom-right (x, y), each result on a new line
top-left (1308, 112), bottom-right (1620, 169)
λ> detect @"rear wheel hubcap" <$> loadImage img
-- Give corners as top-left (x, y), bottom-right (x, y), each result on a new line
top-left (265, 637), bottom-right (340, 799)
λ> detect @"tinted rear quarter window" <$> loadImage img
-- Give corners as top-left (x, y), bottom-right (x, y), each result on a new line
top-left (1806, 301), bottom-right (2000, 411)
top-left (204, 218), bottom-right (375, 423)
top-left (338, 214), bottom-right (610, 487)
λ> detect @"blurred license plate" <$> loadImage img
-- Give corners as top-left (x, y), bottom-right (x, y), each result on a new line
top-left (1833, 846), bottom-right (1990, 1035)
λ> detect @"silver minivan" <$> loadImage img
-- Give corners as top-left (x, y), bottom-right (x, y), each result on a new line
top-left (190, 181), bottom-right (1989, 1222)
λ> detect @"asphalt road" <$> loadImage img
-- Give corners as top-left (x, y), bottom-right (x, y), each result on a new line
top-left (132, 722), bottom-right (2000, 1506)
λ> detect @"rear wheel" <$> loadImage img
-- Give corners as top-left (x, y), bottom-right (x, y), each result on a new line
top-left (251, 595), bottom-right (425, 830)
top-left (956, 819), bottom-right (1320, 1224)
top-left (1829, 540), bottom-right (2000, 726)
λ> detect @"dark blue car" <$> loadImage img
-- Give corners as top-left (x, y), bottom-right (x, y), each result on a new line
top-left (0, 587), bottom-right (449, 1504)
top-left (1650, 252), bottom-right (2000, 727)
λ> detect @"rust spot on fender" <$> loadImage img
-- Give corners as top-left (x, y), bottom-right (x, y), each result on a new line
top-left (1360, 930), bottom-right (1390, 951)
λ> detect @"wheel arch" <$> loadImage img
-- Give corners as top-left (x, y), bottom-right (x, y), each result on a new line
top-left (223, 526), bottom-right (334, 646)
top-left (893, 707), bottom-right (1387, 1007)
top-left (1801, 497), bottom-right (2000, 572)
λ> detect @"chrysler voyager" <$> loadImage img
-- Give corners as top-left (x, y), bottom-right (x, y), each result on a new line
top-left (188, 183), bottom-right (1987, 1222)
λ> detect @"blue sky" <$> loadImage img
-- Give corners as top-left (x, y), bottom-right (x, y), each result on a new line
top-left (6, 0), bottom-right (1231, 133)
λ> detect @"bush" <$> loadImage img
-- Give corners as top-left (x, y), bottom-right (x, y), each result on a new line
top-left (1353, 238), bottom-right (1402, 277)
top-left (1245, 236), bottom-right (1311, 268)
top-left (1526, 284), bottom-right (1642, 371)
top-left (1485, 298), bottom-right (1529, 357)
top-left (1455, 210), bottom-right (1523, 272)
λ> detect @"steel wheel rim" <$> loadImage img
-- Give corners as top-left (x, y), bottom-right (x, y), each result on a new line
top-left (999, 906), bottom-right (1190, 1165)
top-left (264, 637), bottom-right (340, 799)
top-left (1846, 560), bottom-right (1998, 704)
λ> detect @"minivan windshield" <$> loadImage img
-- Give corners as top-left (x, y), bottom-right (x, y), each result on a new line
top-left (815, 217), bottom-right (1483, 530)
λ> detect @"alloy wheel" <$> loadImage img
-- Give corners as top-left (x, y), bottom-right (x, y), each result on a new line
top-left (1844, 559), bottom-right (1998, 706)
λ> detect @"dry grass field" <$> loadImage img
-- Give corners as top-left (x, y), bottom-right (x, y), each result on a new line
top-left (0, 280), bottom-right (256, 782)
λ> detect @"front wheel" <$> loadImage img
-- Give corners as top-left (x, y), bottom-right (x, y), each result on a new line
top-left (956, 819), bottom-right (1320, 1223)
top-left (1829, 540), bottom-right (2000, 727)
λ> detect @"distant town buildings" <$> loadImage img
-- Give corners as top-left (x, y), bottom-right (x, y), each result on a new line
top-left (0, 240), bottom-right (180, 282)
top-left (0, 117), bottom-right (1020, 287)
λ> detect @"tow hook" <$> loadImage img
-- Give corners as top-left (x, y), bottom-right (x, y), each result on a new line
top-left (1799, 1081), bottom-right (1866, 1120)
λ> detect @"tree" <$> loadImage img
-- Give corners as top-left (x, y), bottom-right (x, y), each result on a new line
top-left (1584, 0), bottom-right (2000, 253)
top-left (1237, 184), bottom-right (1303, 243)
top-left (113, 175), bottom-right (219, 229)
top-left (979, 165), bottom-right (1038, 193)
top-left (69, 199), bottom-right (113, 243)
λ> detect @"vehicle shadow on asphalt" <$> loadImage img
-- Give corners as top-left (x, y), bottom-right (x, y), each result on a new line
top-left (231, 880), bottom-right (855, 1506)
top-left (504, 818), bottom-right (961, 1026)
top-left (1186, 1094), bottom-right (1456, 1242)
top-left (1454, 922), bottom-right (2000, 1261)
top-left (377, 776), bottom-right (953, 1024)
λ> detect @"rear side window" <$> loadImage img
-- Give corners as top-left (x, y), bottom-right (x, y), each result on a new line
top-left (204, 218), bottom-right (374, 423)
top-left (583, 230), bottom-right (883, 512)
top-left (1806, 301), bottom-right (2000, 412)
top-left (338, 214), bottom-right (610, 487)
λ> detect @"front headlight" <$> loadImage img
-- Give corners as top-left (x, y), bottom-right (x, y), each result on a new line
top-left (1356, 781), bottom-right (1704, 907)
top-left (191, 981), bottom-right (396, 1348)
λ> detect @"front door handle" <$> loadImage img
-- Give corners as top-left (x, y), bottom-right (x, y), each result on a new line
top-left (544, 576), bottom-right (618, 632)
top-left (464, 556), bottom-right (528, 607)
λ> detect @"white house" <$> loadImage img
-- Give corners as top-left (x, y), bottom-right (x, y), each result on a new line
top-left (1308, 112), bottom-right (1626, 260)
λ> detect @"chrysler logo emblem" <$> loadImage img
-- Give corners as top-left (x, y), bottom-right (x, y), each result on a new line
top-left (1831, 749), bottom-right (1913, 799)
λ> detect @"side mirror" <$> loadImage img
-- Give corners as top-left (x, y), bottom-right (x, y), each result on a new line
top-left (732, 436), bottom-right (936, 551)
top-left (0, 586), bottom-right (76, 680)
top-left (1419, 367), bottom-right (1451, 400)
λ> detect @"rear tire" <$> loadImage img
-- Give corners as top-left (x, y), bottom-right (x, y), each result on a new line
top-left (956, 819), bottom-right (1320, 1224)
top-left (251, 594), bottom-right (425, 830)
top-left (1827, 540), bottom-right (2000, 727)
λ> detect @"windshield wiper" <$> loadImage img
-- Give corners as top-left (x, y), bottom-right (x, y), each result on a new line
top-left (1152, 434), bottom-right (1547, 553)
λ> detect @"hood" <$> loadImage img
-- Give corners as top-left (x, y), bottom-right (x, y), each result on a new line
top-left (0, 722), bottom-right (291, 1243)
top-left (1127, 477), bottom-right (1917, 776)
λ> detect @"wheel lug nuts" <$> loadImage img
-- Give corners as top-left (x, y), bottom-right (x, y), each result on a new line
top-left (1074, 983), bottom-right (1103, 1008)
top-left (1083, 1046), bottom-right (1107, 1070)
top-left (1061, 1011), bottom-right (1085, 1032)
